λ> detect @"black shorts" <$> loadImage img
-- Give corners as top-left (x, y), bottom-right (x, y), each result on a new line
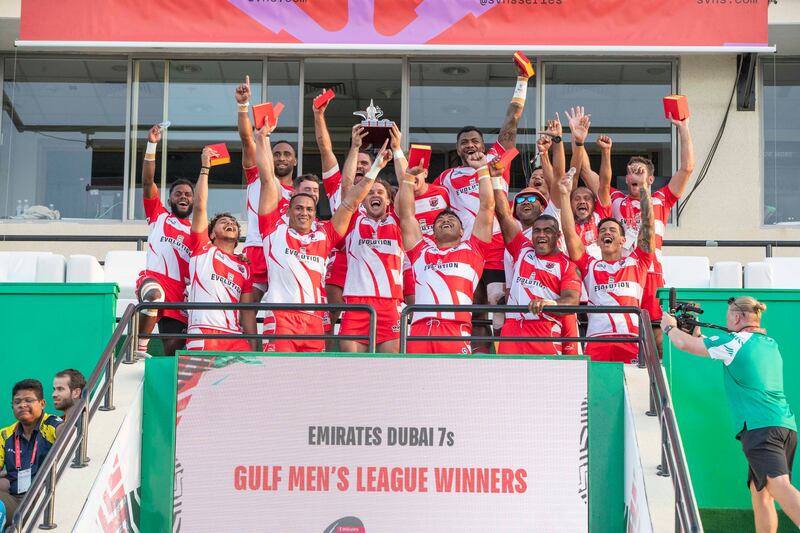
top-left (159, 316), bottom-right (187, 335)
top-left (738, 425), bottom-right (797, 491)
top-left (480, 268), bottom-right (505, 286)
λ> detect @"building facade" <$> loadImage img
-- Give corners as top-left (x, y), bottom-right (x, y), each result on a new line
top-left (0, 1), bottom-right (798, 262)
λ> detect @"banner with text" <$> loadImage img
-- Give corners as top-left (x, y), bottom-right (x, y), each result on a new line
top-left (173, 355), bottom-right (588, 531)
top-left (20, 0), bottom-right (767, 51)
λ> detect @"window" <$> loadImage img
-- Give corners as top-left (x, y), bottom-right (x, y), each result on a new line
top-left (543, 61), bottom-right (673, 195)
top-left (1, 58), bottom-right (128, 219)
top-left (410, 60), bottom-right (537, 189)
top-left (763, 58), bottom-right (800, 225)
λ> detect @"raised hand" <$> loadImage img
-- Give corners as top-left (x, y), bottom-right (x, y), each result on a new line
top-left (572, 114), bottom-right (591, 144)
top-left (465, 151), bottom-right (489, 170)
top-left (351, 124), bottom-right (368, 151)
top-left (148, 125), bottom-right (161, 144)
top-left (235, 75), bottom-right (251, 105)
top-left (389, 123), bottom-right (402, 152)
top-left (564, 106), bottom-right (589, 136)
top-left (405, 163), bottom-right (428, 185)
top-left (201, 146), bottom-right (218, 168)
top-left (668, 116), bottom-right (690, 130)
top-left (373, 139), bottom-right (392, 170)
top-left (558, 168), bottom-right (575, 196)
top-left (537, 135), bottom-right (552, 154)
top-left (545, 113), bottom-right (563, 137)
top-left (596, 135), bottom-right (613, 151)
top-left (312, 89), bottom-right (330, 114)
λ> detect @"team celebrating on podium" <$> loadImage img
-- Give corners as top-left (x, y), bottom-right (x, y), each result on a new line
top-left (134, 52), bottom-right (695, 360)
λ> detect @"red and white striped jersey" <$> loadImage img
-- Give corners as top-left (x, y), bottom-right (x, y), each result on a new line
top-left (322, 165), bottom-right (343, 214)
top-left (407, 235), bottom-right (490, 324)
top-left (259, 209), bottom-right (342, 313)
top-left (542, 202), bottom-right (612, 260)
top-left (143, 195), bottom-right (192, 285)
top-left (342, 213), bottom-right (404, 300)
top-left (187, 232), bottom-right (253, 334)
top-left (243, 166), bottom-right (293, 248)
top-left (413, 184), bottom-right (450, 239)
top-left (609, 185), bottom-right (678, 275)
top-left (575, 246), bottom-right (654, 338)
top-left (505, 232), bottom-right (581, 321)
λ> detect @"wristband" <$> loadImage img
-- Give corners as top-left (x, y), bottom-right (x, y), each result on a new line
top-left (663, 325), bottom-right (674, 336)
top-left (491, 177), bottom-right (504, 190)
top-left (201, 166), bottom-right (210, 170)
top-left (512, 77), bottom-right (528, 104)
top-left (144, 142), bottom-right (157, 161)
top-left (393, 149), bottom-right (405, 160)
top-left (552, 136), bottom-right (562, 144)
top-left (574, 141), bottom-right (584, 147)
top-left (476, 166), bottom-right (491, 180)
top-left (238, 102), bottom-right (249, 112)
top-left (365, 158), bottom-right (383, 181)
top-left (402, 179), bottom-right (416, 185)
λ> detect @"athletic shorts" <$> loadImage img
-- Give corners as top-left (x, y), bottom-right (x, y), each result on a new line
top-left (186, 327), bottom-right (251, 352)
top-left (738, 425), bottom-right (797, 491)
top-left (585, 339), bottom-right (639, 364)
top-left (136, 271), bottom-right (188, 323)
top-left (242, 245), bottom-right (267, 287)
top-left (407, 319), bottom-right (471, 355)
top-left (325, 249), bottom-right (347, 289)
top-left (481, 268), bottom-right (505, 286)
top-left (560, 314), bottom-right (580, 355)
top-left (498, 318), bottom-right (562, 355)
top-left (641, 272), bottom-right (665, 322)
top-left (340, 296), bottom-right (401, 346)
top-left (264, 310), bottom-right (325, 353)
top-left (485, 235), bottom-right (505, 272)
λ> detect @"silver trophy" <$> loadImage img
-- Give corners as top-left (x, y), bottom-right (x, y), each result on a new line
top-left (353, 99), bottom-right (394, 146)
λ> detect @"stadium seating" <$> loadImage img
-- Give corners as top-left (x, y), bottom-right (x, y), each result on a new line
top-left (744, 262), bottom-right (773, 288)
top-left (66, 254), bottom-right (105, 283)
top-left (709, 261), bottom-right (743, 288)
top-left (0, 251), bottom-right (65, 282)
top-left (661, 256), bottom-right (710, 288)
top-left (103, 251), bottom-right (146, 316)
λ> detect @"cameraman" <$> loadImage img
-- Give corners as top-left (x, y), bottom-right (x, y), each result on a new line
top-left (661, 297), bottom-right (800, 531)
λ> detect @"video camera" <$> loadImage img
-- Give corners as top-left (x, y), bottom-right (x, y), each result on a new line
top-left (667, 287), bottom-right (730, 334)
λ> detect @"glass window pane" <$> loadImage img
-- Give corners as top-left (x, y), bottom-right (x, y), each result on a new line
top-left (162, 60), bottom-right (263, 219)
top-left (302, 59), bottom-right (402, 219)
top-left (763, 58), bottom-right (800, 225)
top-left (410, 60), bottom-right (537, 190)
top-left (544, 61), bottom-right (673, 193)
top-left (1, 58), bottom-right (128, 220)
top-left (131, 60), bottom-right (166, 220)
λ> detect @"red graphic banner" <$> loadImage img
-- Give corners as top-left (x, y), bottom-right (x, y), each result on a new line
top-left (19, 0), bottom-right (769, 51)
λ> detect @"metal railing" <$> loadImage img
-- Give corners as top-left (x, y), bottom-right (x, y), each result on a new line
top-left (9, 305), bottom-right (137, 533)
top-left (663, 239), bottom-right (800, 258)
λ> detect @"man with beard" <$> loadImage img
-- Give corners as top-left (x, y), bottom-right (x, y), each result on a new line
top-left (598, 116), bottom-right (694, 355)
top-left (557, 167), bottom-right (655, 363)
top-left (256, 122), bottom-right (391, 353)
top-left (433, 65), bottom-right (530, 350)
top-left (495, 184), bottom-right (581, 355)
top-left (398, 152), bottom-right (495, 354)
top-left (52, 369), bottom-right (86, 421)
top-left (185, 146), bottom-right (257, 352)
top-left (236, 76), bottom-right (298, 302)
top-left (136, 124), bottom-right (194, 357)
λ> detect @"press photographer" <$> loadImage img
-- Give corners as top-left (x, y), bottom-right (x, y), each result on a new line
top-left (661, 296), bottom-right (800, 532)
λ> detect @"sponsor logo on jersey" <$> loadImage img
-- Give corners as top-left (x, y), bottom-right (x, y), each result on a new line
top-left (429, 198), bottom-right (439, 208)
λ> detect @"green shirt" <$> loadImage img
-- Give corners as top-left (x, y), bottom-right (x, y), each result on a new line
top-left (703, 330), bottom-right (796, 435)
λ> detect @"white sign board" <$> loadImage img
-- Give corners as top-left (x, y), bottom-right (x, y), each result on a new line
top-left (174, 356), bottom-right (588, 532)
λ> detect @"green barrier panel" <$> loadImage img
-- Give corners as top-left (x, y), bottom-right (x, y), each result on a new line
top-left (140, 353), bottom-right (624, 531)
top-left (0, 283), bottom-right (118, 423)
top-left (659, 288), bottom-right (800, 510)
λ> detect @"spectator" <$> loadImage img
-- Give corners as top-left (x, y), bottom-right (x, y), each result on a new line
top-left (0, 380), bottom-right (62, 529)
top-left (52, 369), bottom-right (86, 421)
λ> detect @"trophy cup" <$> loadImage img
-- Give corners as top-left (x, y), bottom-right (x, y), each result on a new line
top-left (353, 99), bottom-right (394, 146)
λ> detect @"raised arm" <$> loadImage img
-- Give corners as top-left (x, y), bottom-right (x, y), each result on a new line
top-left (235, 75), bottom-right (256, 169)
top-left (331, 140), bottom-right (392, 236)
top-left (340, 124), bottom-right (368, 198)
top-left (497, 72), bottom-right (531, 149)
top-left (565, 107), bottom-right (591, 193)
top-left (191, 147), bottom-right (215, 235)
top-left (637, 176), bottom-right (655, 254)
top-left (557, 170), bottom-right (584, 261)
top-left (465, 152), bottom-right (496, 244)
top-left (389, 123), bottom-right (407, 183)
top-left (494, 187), bottom-right (520, 246)
top-left (142, 125), bottom-right (161, 199)
top-left (667, 118), bottom-right (695, 197)
top-left (254, 124), bottom-right (278, 216)
top-left (313, 90), bottom-right (338, 173)
top-left (546, 114), bottom-right (565, 185)
top-left (396, 166), bottom-right (425, 250)
top-left (596, 135), bottom-right (613, 207)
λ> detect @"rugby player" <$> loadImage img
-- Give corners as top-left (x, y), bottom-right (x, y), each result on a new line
top-left (136, 124), bottom-right (193, 357)
top-left (185, 146), bottom-right (256, 352)
top-left (397, 152), bottom-right (495, 354)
